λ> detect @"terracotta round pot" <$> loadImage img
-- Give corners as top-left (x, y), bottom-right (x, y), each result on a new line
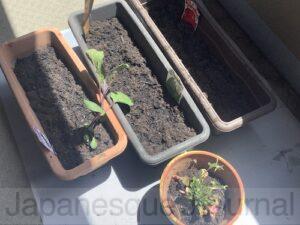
top-left (160, 151), bottom-right (245, 225)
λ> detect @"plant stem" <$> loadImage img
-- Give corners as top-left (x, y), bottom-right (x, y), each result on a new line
top-left (87, 96), bottom-right (115, 134)
top-left (87, 114), bottom-right (101, 133)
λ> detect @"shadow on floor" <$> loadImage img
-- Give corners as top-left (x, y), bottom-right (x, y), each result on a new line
top-left (0, 1), bottom-right (15, 43)
top-left (111, 144), bottom-right (167, 191)
top-left (137, 184), bottom-right (171, 225)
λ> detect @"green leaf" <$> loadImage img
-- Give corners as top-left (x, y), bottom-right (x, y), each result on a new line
top-left (90, 137), bottom-right (98, 150)
top-left (83, 99), bottom-right (105, 115)
top-left (108, 63), bottom-right (130, 82)
top-left (83, 133), bottom-right (90, 144)
top-left (86, 49), bottom-right (105, 83)
top-left (109, 92), bottom-right (134, 107)
top-left (210, 180), bottom-right (228, 191)
top-left (181, 176), bottom-right (190, 186)
top-left (199, 169), bottom-right (208, 180)
top-left (208, 159), bottom-right (224, 172)
top-left (111, 63), bottom-right (130, 73)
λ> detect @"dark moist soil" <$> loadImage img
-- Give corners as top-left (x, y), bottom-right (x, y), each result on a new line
top-left (85, 18), bottom-right (197, 155)
top-left (169, 164), bottom-right (226, 225)
top-left (14, 46), bottom-right (114, 170)
top-left (147, 0), bottom-right (260, 122)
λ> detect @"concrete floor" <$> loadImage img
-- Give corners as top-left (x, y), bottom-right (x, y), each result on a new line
top-left (0, 0), bottom-right (102, 224)
top-left (0, 0), bottom-right (103, 43)
top-left (0, 0), bottom-right (299, 224)
top-left (0, 102), bottom-right (42, 224)
top-left (3, 29), bottom-right (299, 225)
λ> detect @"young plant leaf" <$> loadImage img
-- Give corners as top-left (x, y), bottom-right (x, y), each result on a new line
top-left (90, 137), bottom-right (98, 150)
top-left (112, 63), bottom-right (130, 72)
top-left (208, 159), bottom-right (224, 172)
top-left (199, 169), bottom-right (208, 180)
top-left (108, 63), bottom-right (130, 82)
top-left (84, 99), bottom-right (105, 115)
top-left (181, 176), bottom-right (190, 186)
top-left (109, 92), bottom-right (134, 107)
top-left (210, 180), bottom-right (228, 191)
top-left (83, 133), bottom-right (90, 144)
top-left (86, 49), bottom-right (105, 83)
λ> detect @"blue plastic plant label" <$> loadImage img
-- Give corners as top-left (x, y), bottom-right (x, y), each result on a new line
top-left (33, 127), bottom-right (56, 155)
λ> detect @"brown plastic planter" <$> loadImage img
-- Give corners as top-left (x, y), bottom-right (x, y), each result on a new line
top-left (128, 0), bottom-right (276, 132)
top-left (0, 28), bottom-right (127, 180)
top-left (160, 151), bottom-right (245, 225)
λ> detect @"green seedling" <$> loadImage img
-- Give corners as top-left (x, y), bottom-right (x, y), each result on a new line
top-left (109, 91), bottom-right (134, 107)
top-left (90, 137), bottom-right (98, 150)
top-left (84, 49), bottom-right (134, 150)
top-left (84, 99), bottom-right (105, 115)
top-left (86, 49), bottom-right (134, 107)
top-left (108, 63), bottom-right (130, 82)
top-left (208, 158), bottom-right (224, 172)
top-left (86, 49), bottom-right (105, 83)
top-left (173, 160), bottom-right (228, 217)
top-left (186, 176), bottom-right (215, 215)
top-left (210, 180), bottom-right (228, 191)
top-left (82, 99), bottom-right (106, 150)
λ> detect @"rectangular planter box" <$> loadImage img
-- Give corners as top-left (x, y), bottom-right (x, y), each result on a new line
top-left (128, 0), bottom-right (277, 132)
top-left (0, 28), bottom-right (127, 180)
top-left (68, 0), bottom-right (210, 165)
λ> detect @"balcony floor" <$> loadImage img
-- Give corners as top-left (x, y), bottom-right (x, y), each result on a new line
top-left (0, 0), bottom-right (299, 225)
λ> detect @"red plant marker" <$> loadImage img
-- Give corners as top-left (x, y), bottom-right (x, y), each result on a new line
top-left (181, 0), bottom-right (200, 31)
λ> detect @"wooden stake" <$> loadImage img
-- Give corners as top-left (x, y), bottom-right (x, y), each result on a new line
top-left (82, 0), bottom-right (94, 36)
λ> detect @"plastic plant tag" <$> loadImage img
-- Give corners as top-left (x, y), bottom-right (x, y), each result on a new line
top-left (181, 0), bottom-right (200, 31)
top-left (33, 127), bottom-right (56, 155)
top-left (166, 70), bottom-right (183, 103)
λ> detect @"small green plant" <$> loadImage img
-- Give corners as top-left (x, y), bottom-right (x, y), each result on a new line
top-left (82, 49), bottom-right (134, 150)
top-left (82, 99), bottom-right (105, 149)
top-left (173, 159), bottom-right (228, 218)
top-left (208, 158), bottom-right (224, 172)
top-left (86, 49), bottom-right (134, 106)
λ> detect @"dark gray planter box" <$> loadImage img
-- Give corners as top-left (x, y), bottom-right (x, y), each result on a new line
top-left (68, 0), bottom-right (210, 165)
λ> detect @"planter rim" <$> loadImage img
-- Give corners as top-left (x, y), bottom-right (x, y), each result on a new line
top-left (160, 150), bottom-right (245, 225)
top-left (0, 28), bottom-right (128, 180)
top-left (68, 0), bottom-right (211, 165)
